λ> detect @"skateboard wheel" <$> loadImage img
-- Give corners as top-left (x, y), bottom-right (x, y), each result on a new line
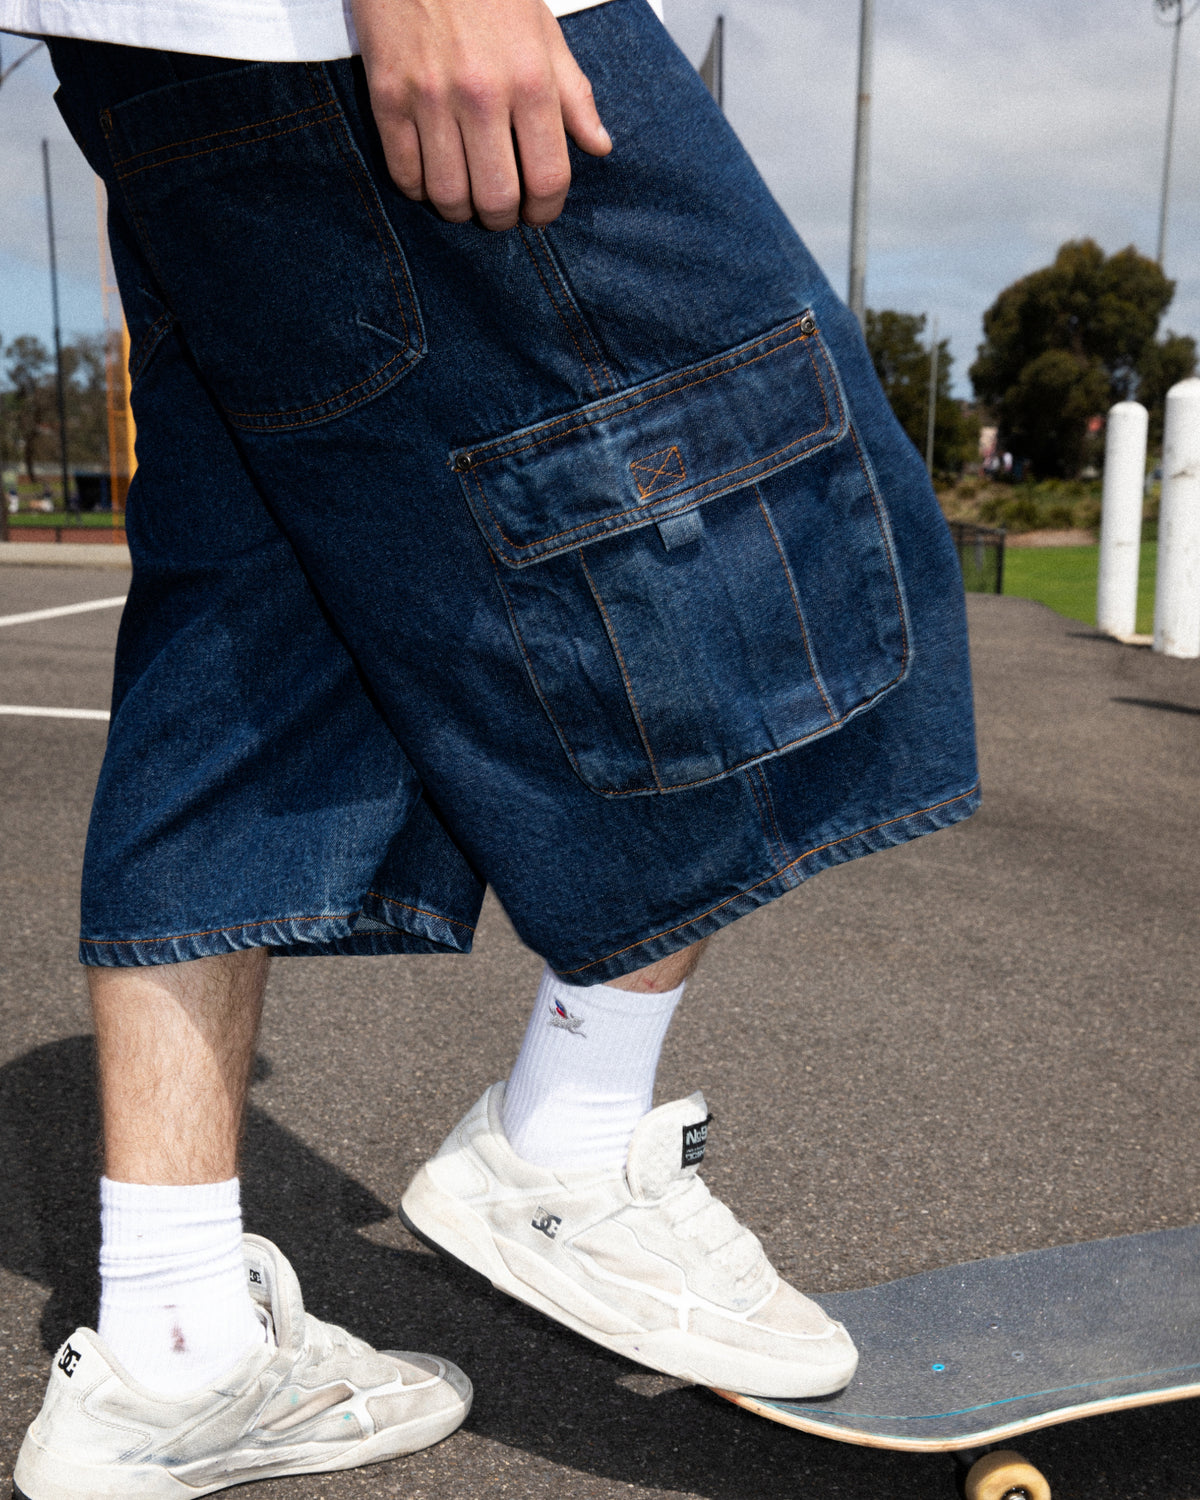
top-left (964, 1449), bottom-right (1051, 1500)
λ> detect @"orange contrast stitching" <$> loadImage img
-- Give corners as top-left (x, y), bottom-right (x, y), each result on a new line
top-left (519, 227), bottom-right (606, 398)
top-left (630, 445), bottom-right (687, 497)
top-left (302, 65), bottom-right (414, 349)
top-left (115, 113), bottom-right (343, 180)
top-left (366, 892), bottom-right (476, 933)
top-left (471, 318), bottom-right (816, 466)
top-left (110, 100), bottom-right (331, 169)
top-left (578, 550), bottom-right (664, 791)
top-left (744, 770), bottom-right (785, 869)
top-left (754, 764), bottom-right (790, 868)
top-left (754, 488), bottom-right (835, 723)
top-left (84, 912), bottom-right (358, 945)
top-left (532, 227), bottom-right (616, 391)
top-left (470, 341), bottom-right (836, 555)
top-left (558, 783), bottom-right (982, 974)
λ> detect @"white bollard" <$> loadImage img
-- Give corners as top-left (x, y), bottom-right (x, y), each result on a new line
top-left (1096, 401), bottom-right (1148, 638)
top-left (1154, 377), bottom-right (1200, 659)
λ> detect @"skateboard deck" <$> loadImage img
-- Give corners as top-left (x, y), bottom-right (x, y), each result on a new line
top-left (716, 1223), bottom-right (1200, 1452)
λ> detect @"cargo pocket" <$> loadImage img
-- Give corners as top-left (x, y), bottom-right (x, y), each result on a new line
top-left (103, 61), bottom-right (423, 431)
top-left (454, 312), bottom-right (910, 797)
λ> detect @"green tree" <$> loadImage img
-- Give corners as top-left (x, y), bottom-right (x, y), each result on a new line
top-left (864, 309), bottom-right (974, 477)
top-left (4, 335), bottom-right (55, 483)
top-left (1, 333), bottom-right (110, 490)
top-left (970, 239), bottom-right (1197, 477)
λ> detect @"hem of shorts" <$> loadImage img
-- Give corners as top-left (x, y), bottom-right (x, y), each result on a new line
top-left (552, 780), bottom-right (982, 985)
top-left (78, 903), bottom-right (475, 967)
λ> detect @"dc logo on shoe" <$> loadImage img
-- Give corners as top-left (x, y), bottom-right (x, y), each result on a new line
top-left (547, 998), bottom-right (586, 1036)
top-left (57, 1343), bottom-right (81, 1379)
top-left (531, 1207), bottom-right (563, 1239)
top-left (249, 1269), bottom-right (263, 1284)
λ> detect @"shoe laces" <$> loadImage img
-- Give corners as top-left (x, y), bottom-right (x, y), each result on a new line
top-left (660, 1175), bottom-right (766, 1286)
top-left (300, 1312), bottom-right (373, 1367)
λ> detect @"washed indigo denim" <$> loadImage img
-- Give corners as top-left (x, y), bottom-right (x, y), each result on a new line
top-left (48, 0), bottom-right (979, 982)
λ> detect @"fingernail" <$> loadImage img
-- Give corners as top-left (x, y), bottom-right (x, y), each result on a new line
top-left (598, 124), bottom-right (613, 149)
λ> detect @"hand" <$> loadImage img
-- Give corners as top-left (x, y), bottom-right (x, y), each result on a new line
top-left (351, 0), bottom-right (613, 230)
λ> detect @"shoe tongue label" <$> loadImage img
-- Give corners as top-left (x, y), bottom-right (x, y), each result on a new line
top-left (681, 1113), bottom-right (713, 1168)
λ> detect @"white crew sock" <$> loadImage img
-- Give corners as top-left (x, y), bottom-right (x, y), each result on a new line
top-left (502, 964), bottom-right (684, 1171)
top-left (98, 1176), bottom-right (265, 1396)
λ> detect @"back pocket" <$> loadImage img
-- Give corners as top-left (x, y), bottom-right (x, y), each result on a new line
top-left (455, 313), bottom-right (910, 797)
top-left (105, 61), bottom-right (423, 431)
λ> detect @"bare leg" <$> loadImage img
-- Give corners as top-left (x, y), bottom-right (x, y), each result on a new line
top-left (90, 948), bottom-right (269, 1185)
top-left (606, 935), bottom-right (709, 993)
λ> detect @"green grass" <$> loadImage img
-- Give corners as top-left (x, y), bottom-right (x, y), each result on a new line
top-left (7, 511), bottom-right (125, 529)
top-left (1002, 542), bottom-right (1157, 635)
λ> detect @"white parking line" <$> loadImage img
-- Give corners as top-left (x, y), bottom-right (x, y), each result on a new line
top-left (0, 595), bottom-right (127, 629)
top-left (0, 705), bottom-right (110, 721)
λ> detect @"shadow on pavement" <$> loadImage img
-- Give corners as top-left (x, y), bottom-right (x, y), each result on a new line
top-left (3, 1037), bottom-right (1199, 1500)
top-left (1111, 696), bottom-right (1200, 717)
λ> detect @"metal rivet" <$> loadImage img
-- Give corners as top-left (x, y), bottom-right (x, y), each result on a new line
top-left (799, 314), bottom-right (817, 335)
top-left (452, 452), bottom-right (475, 473)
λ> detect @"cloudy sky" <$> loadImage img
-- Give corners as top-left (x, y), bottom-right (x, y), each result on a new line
top-left (2, 0), bottom-right (1197, 395)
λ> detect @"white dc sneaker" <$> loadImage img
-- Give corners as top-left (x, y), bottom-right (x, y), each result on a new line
top-left (13, 1234), bottom-right (471, 1499)
top-left (399, 1085), bottom-right (857, 1398)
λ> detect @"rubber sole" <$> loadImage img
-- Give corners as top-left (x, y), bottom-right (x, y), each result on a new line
top-left (398, 1182), bottom-right (858, 1399)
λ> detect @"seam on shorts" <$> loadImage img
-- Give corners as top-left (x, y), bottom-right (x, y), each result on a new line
top-left (518, 226), bottom-right (610, 398)
top-left (304, 65), bottom-right (415, 351)
top-left (467, 340), bottom-right (835, 556)
top-left (753, 764), bottom-right (790, 869)
top-left (469, 318), bottom-right (819, 468)
top-left (114, 112), bottom-right (342, 180)
top-left (744, 768), bottom-right (787, 871)
top-left (83, 912), bottom-right (358, 946)
top-left (557, 782), bottom-right (981, 975)
top-left (528, 226), bottom-right (617, 391)
top-left (110, 99), bottom-right (333, 169)
top-left (128, 309), bottom-right (175, 382)
top-left (754, 486), bottom-right (835, 724)
top-left (486, 550), bottom-right (611, 789)
top-left (578, 549), bottom-right (664, 792)
top-left (849, 422), bottom-right (910, 670)
top-left (367, 892), bottom-right (476, 934)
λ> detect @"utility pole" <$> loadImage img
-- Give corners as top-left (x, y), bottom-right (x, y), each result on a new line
top-left (847, 0), bottom-right (874, 326)
top-left (42, 138), bottom-right (71, 513)
top-left (925, 316), bottom-right (940, 475)
top-left (1155, 0), bottom-right (1197, 269)
top-left (699, 15), bottom-right (725, 111)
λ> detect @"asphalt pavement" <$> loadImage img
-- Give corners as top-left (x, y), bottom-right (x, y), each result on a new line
top-left (2, 557), bottom-right (1199, 1500)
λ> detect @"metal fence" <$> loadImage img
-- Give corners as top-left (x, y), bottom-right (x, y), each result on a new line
top-left (948, 521), bottom-right (1006, 595)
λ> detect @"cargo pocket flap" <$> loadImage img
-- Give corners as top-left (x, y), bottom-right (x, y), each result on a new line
top-left (452, 312), bottom-right (846, 568)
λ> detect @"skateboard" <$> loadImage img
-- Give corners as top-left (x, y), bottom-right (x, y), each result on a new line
top-left (714, 1223), bottom-right (1200, 1499)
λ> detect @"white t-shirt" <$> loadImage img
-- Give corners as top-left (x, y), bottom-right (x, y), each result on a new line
top-left (0, 0), bottom-right (660, 63)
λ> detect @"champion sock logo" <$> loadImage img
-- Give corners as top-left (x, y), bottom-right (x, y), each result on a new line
top-left (681, 1114), bottom-right (714, 1168)
top-left (547, 998), bottom-right (586, 1036)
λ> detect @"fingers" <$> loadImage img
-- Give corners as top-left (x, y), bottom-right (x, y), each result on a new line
top-left (354, 0), bottom-right (611, 231)
top-left (549, 32), bottom-right (612, 161)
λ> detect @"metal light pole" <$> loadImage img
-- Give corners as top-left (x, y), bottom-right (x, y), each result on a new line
top-left (42, 138), bottom-right (71, 513)
top-left (1155, 0), bottom-right (1198, 269)
top-left (925, 316), bottom-right (939, 475)
top-left (848, 0), bottom-right (875, 326)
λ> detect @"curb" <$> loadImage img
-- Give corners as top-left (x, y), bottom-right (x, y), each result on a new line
top-left (0, 541), bottom-right (131, 569)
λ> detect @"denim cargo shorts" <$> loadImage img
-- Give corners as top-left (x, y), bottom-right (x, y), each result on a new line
top-left (48, 0), bottom-right (979, 983)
